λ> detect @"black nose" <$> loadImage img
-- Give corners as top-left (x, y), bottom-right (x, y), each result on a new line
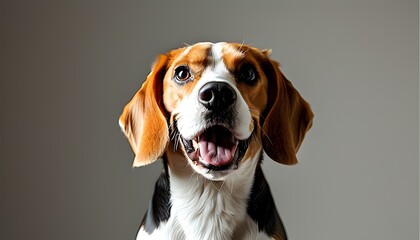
top-left (198, 82), bottom-right (237, 110)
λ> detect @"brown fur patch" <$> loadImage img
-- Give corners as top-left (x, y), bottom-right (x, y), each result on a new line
top-left (163, 43), bottom-right (212, 112)
top-left (220, 43), bottom-right (272, 161)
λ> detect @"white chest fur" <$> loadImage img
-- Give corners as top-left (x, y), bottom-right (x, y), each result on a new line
top-left (137, 151), bottom-right (265, 240)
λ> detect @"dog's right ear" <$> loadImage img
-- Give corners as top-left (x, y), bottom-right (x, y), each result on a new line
top-left (119, 55), bottom-right (169, 167)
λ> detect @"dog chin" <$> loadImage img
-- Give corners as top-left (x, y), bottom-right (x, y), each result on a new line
top-left (190, 165), bottom-right (234, 181)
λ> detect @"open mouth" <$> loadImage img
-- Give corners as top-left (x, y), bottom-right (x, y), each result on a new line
top-left (176, 125), bottom-right (251, 171)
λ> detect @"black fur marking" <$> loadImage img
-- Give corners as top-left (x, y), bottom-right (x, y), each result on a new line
top-left (138, 157), bottom-right (171, 235)
top-left (247, 165), bottom-right (288, 240)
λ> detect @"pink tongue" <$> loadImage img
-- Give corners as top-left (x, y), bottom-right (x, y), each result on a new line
top-left (198, 128), bottom-right (237, 166)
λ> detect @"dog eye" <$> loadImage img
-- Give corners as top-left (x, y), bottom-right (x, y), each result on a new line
top-left (174, 66), bottom-right (193, 83)
top-left (239, 64), bottom-right (258, 84)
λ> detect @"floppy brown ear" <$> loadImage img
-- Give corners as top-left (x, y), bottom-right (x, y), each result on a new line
top-left (262, 59), bottom-right (313, 165)
top-left (119, 55), bottom-right (169, 167)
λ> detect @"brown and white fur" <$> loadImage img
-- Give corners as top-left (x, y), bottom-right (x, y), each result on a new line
top-left (119, 42), bottom-right (313, 240)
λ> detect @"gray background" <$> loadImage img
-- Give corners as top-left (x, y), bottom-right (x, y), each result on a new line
top-left (1, 0), bottom-right (418, 240)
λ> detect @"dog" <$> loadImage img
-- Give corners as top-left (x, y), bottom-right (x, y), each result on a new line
top-left (119, 42), bottom-right (313, 240)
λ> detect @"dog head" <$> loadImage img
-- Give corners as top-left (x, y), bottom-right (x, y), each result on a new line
top-left (120, 42), bottom-right (313, 180)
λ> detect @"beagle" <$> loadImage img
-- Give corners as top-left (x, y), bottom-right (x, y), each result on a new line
top-left (119, 42), bottom-right (313, 240)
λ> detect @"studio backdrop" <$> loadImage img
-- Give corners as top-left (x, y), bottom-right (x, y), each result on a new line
top-left (1, 1), bottom-right (418, 240)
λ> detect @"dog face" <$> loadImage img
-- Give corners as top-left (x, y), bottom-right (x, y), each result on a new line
top-left (120, 42), bottom-right (313, 180)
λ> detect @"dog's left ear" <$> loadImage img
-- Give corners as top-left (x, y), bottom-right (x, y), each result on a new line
top-left (119, 55), bottom-right (169, 167)
top-left (261, 58), bottom-right (314, 165)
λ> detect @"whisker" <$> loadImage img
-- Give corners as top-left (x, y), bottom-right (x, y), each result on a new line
top-left (210, 181), bottom-right (218, 191)
top-left (169, 124), bottom-right (177, 140)
top-left (184, 160), bottom-right (191, 169)
top-left (253, 133), bottom-right (262, 146)
top-left (248, 107), bottom-right (264, 118)
top-left (239, 39), bottom-right (246, 51)
top-left (219, 180), bottom-right (225, 191)
top-left (247, 107), bottom-right (273, 145)
top-left (258, 123), bottom-right (272, 144)
top-left (173, 135), bottom-right (180, 151)
top-left (210, 180), bottom-right (225, 192)
top-left (230, 179), bottom-right (234, 196)
top-left (188, 171), bottom-right (195, 183)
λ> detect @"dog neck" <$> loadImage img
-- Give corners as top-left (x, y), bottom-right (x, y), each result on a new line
top-left (166, 149), bottom-right (261, 240)
top-left (138, 146), bottom-right (288, 240)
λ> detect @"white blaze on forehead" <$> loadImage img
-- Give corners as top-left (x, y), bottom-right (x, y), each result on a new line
top-left (201, 43), bottom-right (235, 83)
top-left (210, 42), bottom-right (228, 73)
top-left (207, 42), bottom-right (246, 78)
